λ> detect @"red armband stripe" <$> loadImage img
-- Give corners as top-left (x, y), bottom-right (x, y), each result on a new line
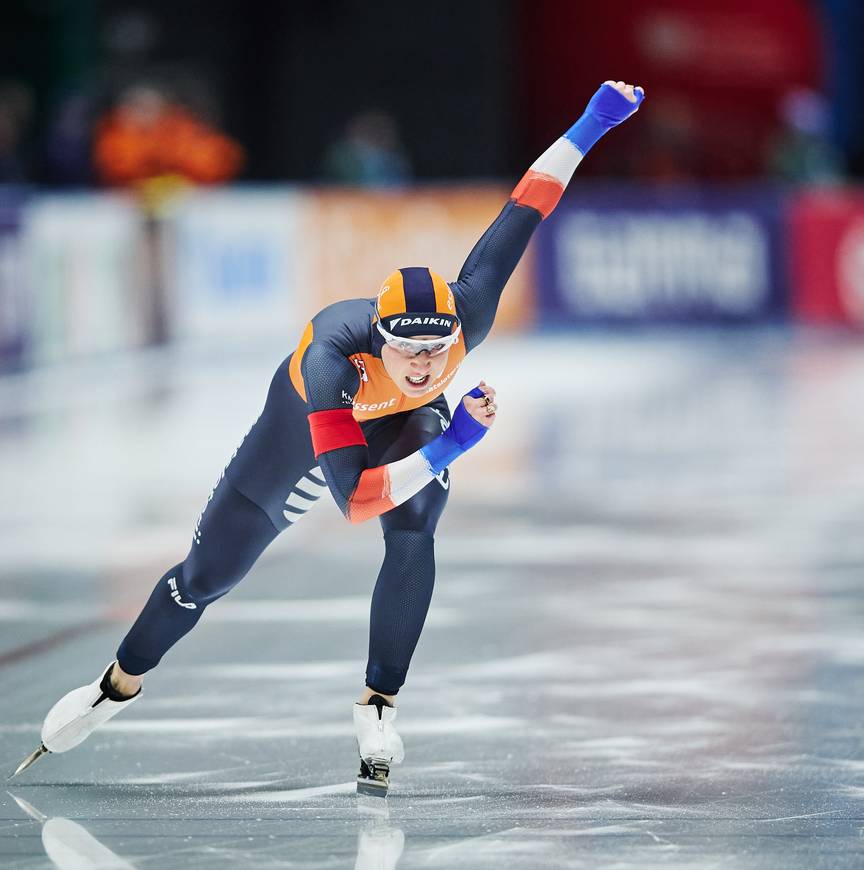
top-left (347, 466), bottom-right (394, 524)
top-left (308, 409), bottom-right (367, 458)
top-left (510, 170), bottom-right (564, 219)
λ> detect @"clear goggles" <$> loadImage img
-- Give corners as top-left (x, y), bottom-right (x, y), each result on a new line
top-left (376, 320), bottom-right (461, 357)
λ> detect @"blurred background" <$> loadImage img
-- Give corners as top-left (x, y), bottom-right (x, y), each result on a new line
top-left (1, 0), bottom-right (863, 370)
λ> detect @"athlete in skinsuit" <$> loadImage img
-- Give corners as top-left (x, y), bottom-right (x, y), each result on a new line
top-left (16, 81), bottom-right (644, 793)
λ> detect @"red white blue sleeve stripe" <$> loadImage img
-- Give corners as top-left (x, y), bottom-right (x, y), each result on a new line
top-left (511, 83), bottom-right (644, 219)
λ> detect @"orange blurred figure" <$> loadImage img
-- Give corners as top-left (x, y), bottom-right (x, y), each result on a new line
top-left (94, 85), bottom-right (243, 188)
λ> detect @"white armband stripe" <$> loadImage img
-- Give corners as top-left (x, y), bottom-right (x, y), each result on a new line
top-left (385, 450), bottom-right (437, 508)
top-left (530, 137), bottom-right (584, 187)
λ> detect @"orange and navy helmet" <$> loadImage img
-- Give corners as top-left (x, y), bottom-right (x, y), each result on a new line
top-left (375, 267), bottom-right (459, 338)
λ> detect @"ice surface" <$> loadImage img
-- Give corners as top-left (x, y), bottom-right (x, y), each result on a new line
top-left (1, 330), bottom-right (863, 868)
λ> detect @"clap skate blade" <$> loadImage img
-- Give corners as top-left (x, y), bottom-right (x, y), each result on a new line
top-left (357, 758), bottom-right (390, 797)
top-left (10, 745), bottom-right (50, 779)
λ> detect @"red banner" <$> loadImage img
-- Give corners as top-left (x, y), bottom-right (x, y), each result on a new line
top-left (789, 190), bottom-right (864, 325)
top-left (519, 0), bottom-right (823, 179)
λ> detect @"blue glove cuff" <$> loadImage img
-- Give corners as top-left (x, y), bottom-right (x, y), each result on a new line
top-left (563, 113), bottom-right (609, 156)
top-left (420, 430), bottom-right (461, 475)
top-left (420, 387), bottom-right (489, 475)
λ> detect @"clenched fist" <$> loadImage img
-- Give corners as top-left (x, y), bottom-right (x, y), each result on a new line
top-left (603, 80), bottom-right (644, 104)
top-left (462, 380), bottom-right (497, 429)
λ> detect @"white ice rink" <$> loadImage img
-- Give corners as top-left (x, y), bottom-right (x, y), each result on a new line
top-left (2, 330), bottom-right (864, 868)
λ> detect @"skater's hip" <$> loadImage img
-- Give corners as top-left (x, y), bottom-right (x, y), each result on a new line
top-left (219, 353), bottom-right (319, 529)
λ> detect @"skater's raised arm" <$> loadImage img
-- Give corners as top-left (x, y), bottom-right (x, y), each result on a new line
top-left (454, 80), bottom-right (644, 351)
top-left (301, 342), bottom-right (496, 523)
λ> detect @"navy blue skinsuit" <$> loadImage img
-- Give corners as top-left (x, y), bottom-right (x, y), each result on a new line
top-left (116, 199), bottom-right (541, 695)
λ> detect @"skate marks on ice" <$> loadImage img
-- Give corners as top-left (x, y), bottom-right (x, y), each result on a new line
top-left (3, 334), bottom-right (864, 867)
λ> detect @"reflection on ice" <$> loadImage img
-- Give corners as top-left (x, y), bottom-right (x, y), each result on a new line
top-left (9, 793), bottom-right (136, 870)
top-left (355, 796), bottom-right (404, 870)
top-left (9, 791), bottom-right (408, 869)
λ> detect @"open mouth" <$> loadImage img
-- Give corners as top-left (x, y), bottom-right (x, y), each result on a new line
top-left (405, 374), bottom-right (430, 388)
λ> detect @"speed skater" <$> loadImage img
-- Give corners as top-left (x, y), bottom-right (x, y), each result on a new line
top-left (14, 81), bottom-right (645, 795)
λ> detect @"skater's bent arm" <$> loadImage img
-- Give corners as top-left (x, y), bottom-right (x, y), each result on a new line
top-left (301, 344), bottom-right (494, 524)
top-left (454, 80), bottom-right (644, 351)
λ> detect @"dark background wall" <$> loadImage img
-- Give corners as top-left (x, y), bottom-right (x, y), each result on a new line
top-left (0, 0), bottom-right (517, 182)
top-left (1, 0), bottom-right (863, 184)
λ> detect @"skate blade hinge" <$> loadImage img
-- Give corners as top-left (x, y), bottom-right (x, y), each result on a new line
top-left (356, 758), bottom-right (390, 797)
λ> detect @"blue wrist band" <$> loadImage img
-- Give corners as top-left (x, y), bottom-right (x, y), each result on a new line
top-left (420, 387), bottom-right (489, 475)
top-left (563, 113), bottom-right (608, 156)
top-left (420, 431), bottom-right (461, 475)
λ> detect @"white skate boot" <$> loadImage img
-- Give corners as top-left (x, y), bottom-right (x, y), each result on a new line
top-left (354, 694), bottom-right (404, 797)
top-left (11, 662), bottom-right (141, 777)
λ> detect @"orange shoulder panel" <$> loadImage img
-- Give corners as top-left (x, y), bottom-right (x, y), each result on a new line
top-left (289, 322), bottom-right (314, 401)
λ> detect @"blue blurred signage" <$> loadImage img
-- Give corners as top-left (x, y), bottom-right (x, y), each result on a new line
top-left (536, 188), bottom-right (787, 323)
top-left (168, 189), bottom-right (302, 342)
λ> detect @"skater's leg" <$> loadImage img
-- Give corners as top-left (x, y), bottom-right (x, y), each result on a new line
top-left (362, 400), bottom-right (451, 699)
top-left (362, 522), bottom-right (441, 699)
top-left (115, 481), bottom-right (281, 674)
top-left (352, 404), bottom-right (448, 791)
top-left (17, 358), bottom-right (324, 774)
top-left (19, 488), bottom-right (274, 773)
top-left (117, 354), bottom-right (320, 676)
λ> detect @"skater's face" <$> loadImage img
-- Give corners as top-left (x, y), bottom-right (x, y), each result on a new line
top-left (381, 336), bottom-right (451, 396)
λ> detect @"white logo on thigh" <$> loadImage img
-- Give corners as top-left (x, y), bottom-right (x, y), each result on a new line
top-left (167, 577), bottom-right (197, 610)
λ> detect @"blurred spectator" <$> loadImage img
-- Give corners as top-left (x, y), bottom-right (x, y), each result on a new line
top-left (93, 84), bottom-right (243, 346)
top-left (43, 91), bottom-right (94, 186)
top-left (322, 110), bottom-right (411, 186)
top-left (0, 81), bottom-right (34, 183)
top-left (93, 84), bottom-right (243, 192)
top-left (768, 88), bottom-right (844, 184)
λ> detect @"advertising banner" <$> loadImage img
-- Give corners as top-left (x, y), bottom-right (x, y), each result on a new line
top-left (535, 188), bottom-right (786, 323)
top-left (298, 187), bottom-right (534, 333)
top-left (165, 188), bottom-right (305, 344)
top-left (24, 193), bottom-right (147, 363)
top-left (519, 0), bottom-right (822, 179)
top-left (0, 188), bottom-right (27, 371)
top-left (788, 190), bottom-right (864, 326)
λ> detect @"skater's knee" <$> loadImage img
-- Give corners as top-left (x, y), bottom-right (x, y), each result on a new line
top-left (382, 527), bottom-right (434, 559)
top-left (181, 565), bottom-right (238, 605)
top-left (380, 492), bottom-right (446, 536)
top-left (182, 531), bottom-right (272, 604)
top-left (379, 466), bottom-right (448, 536)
